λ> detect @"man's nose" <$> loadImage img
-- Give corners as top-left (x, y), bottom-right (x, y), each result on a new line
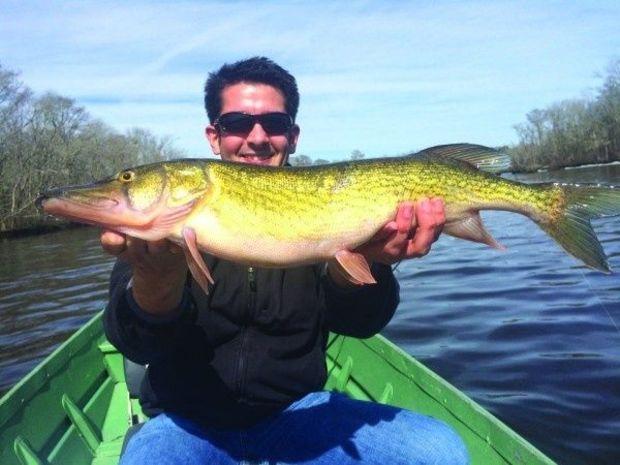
top-left (246, 122), bottom-right (269, 145)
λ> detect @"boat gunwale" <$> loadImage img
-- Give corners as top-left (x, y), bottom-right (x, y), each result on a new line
top-left (0, 313), bottom-right (103, 427)
top-left (342, 334), bottom-right (556, 465)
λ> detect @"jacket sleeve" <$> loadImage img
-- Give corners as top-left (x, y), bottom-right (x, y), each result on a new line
top-left (322, 263), bottom-right (400, 338)
top-left (103, 259), bottom-right (195, 365)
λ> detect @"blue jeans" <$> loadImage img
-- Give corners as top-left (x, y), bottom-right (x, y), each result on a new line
top-left (121, 391), bottom-right (469, 465)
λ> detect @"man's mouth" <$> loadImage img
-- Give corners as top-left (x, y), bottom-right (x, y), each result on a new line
top-left (237, 153), bottom-right (276, 165)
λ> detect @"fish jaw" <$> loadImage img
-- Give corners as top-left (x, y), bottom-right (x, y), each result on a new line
top-left (40, 195), bottom-right (149, 230)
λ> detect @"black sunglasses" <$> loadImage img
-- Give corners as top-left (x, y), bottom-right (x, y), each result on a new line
top-left (214, 112), bottom-right (293, 136)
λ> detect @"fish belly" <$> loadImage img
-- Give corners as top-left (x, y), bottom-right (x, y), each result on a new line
top-left (181, 206), bottom-right (390, 267)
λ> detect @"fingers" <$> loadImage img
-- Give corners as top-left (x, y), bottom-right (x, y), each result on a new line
top-left (368, 221), bottom-right (398, 243)
top-left (431, 197), bottom-right (446, 240)
top-left (357, 197), bottom-right (445, 265)
top-left (378, 202), bottom-right (415, 257)
top-left (388, 201), bottom-right (417, 257)
top-left (126, 237), bottom-right (176, 260)
top-left (101, 229), bottom-right (182, 264)
top-left (405, 197), bottom-right (445, 257)
top-left (396, 202), bottom-right (415, 235)
top-left (100, 230), bottom-right (127, 256)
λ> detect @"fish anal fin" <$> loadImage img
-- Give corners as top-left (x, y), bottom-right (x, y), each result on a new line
top-left (334, 250), bottom-right (377, 285)
top-left (182, 226), bottom-right (214, 294)
top-left (444, 213), bottom-right (506, 250)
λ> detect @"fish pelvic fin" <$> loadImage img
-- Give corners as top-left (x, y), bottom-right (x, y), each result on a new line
top-left (334, 250), bottom-right (377, 285)
top-left (182, 227), bottom-right (215, 293)
top-left (444, 212), bottom-right (506, 250)
top-left (538, 184), bottom-right (620, 273)
top-left (413, 143), bottom-right (511, 174)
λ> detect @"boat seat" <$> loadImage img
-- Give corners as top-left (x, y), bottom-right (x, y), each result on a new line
top-left (120, 358), bottom-right (148, 456)
top-left (124, 358), bottom-right (147, 399)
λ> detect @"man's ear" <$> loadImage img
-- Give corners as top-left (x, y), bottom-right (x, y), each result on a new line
top-left (205, 125), bottom-right (221, 155)
top-left (288, 124), bottom-right (300, 154)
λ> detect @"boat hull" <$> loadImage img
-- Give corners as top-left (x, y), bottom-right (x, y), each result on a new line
top-left (0, 313), bottom-right (556, 465)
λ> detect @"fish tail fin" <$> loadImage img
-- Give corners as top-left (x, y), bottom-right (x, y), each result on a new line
top-left (537, 184), bottom-right (620, 273)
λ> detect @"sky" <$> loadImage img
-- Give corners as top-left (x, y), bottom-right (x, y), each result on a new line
top-left (1, 0), bottom-right (619, 161)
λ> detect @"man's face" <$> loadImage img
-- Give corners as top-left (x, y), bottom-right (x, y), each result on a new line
top-left (206, 82), bottom-right (300, 167)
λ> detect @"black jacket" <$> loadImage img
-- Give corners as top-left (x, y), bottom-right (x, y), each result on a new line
top-left (104, 255), bottom-right (399, 429)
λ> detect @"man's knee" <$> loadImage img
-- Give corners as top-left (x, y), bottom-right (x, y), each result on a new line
top-left (396, 411), bottom-right (469, 465)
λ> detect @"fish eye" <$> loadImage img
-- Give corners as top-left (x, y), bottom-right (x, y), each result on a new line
top-left (119, 171), bottom-right (135, 183)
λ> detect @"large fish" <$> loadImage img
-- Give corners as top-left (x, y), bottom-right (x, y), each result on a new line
top-left (37, 144), bottom-right (620, 292)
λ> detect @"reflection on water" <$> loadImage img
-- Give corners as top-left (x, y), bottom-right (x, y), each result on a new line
top-left (1, 164), bottom-right (619, 465)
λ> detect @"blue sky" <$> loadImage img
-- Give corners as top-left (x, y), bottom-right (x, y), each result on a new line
top-left (1, 0), bottom-right (619, 161)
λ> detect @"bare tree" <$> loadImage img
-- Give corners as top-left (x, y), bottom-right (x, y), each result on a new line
top-left (0, 63), bottom-right (186, 233)
top-left (511, 59), bottom-right (620, 172)
top-left (350, 149), bottom-right (365, 160)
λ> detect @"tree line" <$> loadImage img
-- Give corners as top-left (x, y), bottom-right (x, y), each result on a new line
top-left (0, 64), bottom-right (185, 233)
top-left (509, 59), bottom-right (620, 172)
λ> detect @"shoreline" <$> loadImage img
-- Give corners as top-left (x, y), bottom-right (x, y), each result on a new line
top-left (0, 222), bottom-right (89, 241)
top-left (510, 159), bottom-right (620, 174)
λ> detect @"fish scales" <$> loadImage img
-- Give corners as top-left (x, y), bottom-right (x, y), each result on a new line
top-left (204, 158), bottom-right (550, 245)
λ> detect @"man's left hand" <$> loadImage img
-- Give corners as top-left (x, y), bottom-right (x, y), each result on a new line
top-left (358, 197), bottom-right (445, 265)
top-left (326, 198), bottom-right (445, 288)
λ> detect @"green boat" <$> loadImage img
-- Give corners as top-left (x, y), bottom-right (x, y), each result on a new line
top-left (0, 312), bottom-right (556, 465)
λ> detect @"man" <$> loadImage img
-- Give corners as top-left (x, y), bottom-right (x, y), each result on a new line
top-left (102, 57), bottom-right (468, 464)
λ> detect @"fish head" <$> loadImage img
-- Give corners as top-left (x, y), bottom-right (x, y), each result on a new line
top-left (36, 162), bottom-right (208, 240)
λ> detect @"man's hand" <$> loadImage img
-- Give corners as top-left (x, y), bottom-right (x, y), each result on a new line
top-left (327, 198), bottom-right (445, 287)
top-left (101, 230), bottom-right (188, 315)
top-left (357, 197), bottom-right (445, 264)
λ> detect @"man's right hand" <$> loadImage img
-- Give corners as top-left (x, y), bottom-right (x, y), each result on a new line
top-left (101, 230), bottom-right (188, 316)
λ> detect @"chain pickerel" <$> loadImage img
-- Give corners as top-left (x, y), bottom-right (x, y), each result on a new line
top-left (37, 144), bottom-right (620, 292)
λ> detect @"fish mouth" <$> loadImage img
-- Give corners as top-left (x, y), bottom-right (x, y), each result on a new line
top-left (36, 183), bottom-right (126, 228)
top-left (38, 196), bottom-right (121, 227)
top-left (36, 192), bottom-right (118, 211)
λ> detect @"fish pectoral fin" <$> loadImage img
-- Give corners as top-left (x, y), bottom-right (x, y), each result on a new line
top-left (334, 250), bottom-right (377, 285)
top-left (444, 213), bottom-right (506, 250)
top-left (182, 226), bottom-right (215, 294)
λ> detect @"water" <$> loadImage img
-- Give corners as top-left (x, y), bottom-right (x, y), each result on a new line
top-left (0, 228), bottom-right (116, 393)
top-left (1, 165), bottom-right (619, 465)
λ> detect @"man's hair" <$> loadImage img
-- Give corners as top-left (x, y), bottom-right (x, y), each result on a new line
top-left (204, 56), bottom-right (299, 123)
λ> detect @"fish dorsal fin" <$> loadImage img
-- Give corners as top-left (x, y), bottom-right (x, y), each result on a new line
top-left (413, 143), bottom-right (511, 174)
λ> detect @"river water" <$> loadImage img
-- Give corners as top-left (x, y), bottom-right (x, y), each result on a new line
top-left (1, 165), bottom-right (619, 465)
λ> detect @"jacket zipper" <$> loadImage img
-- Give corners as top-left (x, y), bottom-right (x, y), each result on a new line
top-left (237, 267), bottom-right (256, 396)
